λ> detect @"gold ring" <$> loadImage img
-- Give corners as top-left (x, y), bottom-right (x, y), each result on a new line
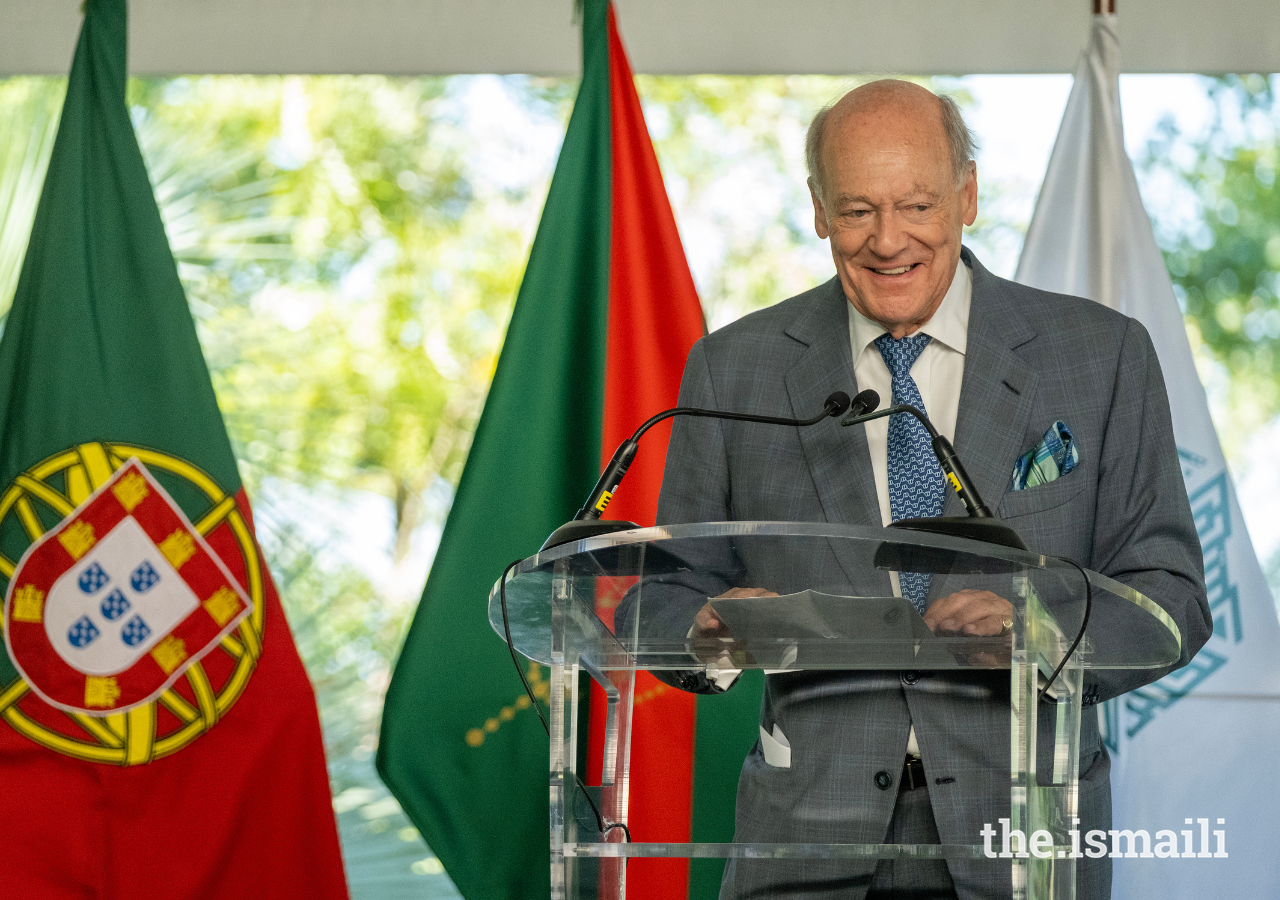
top-left (1001, 616), bottom-right (1014, 632)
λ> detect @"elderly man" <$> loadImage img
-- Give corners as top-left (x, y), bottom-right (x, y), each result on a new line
top-left (652, 80), bottom-right (1211, 899)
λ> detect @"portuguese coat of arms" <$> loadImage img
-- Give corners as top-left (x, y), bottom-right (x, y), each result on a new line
top-left (3, 458), bottom-right (253, 715)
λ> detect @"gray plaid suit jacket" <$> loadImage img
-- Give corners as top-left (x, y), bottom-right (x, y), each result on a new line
top-left (650, 248), bottom-right (1212, 900)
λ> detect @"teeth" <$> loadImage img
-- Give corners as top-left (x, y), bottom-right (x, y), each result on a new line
top-left (875, 266), bottom-right (912, 275)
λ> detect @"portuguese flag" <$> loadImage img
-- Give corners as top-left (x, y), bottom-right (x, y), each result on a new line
top-left (0, 1), bottom-right (348, 896)
top-left (377, 1), bottom-right (759, 898)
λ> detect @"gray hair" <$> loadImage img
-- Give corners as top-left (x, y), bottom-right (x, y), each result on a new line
top-left (804, 90), bottom-right (977, 204)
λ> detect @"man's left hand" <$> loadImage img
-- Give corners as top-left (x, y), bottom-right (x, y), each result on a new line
top-left (923, 589), bottom-right (1013, 637)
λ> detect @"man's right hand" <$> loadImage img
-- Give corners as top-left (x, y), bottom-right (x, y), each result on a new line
top-left (691, 587), bottom-right (780, 641)
top-left (688, 588), bottom-right (780, 671)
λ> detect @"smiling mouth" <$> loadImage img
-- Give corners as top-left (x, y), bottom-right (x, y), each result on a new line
top-left (870, 264), bottom-right (920, 276)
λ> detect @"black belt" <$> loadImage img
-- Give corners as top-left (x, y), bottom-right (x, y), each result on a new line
top-left (901, 756), bottom-right (926, 791)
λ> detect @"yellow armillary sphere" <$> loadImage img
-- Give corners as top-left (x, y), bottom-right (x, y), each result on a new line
top-left (0, 442), bottom-right (263, 765)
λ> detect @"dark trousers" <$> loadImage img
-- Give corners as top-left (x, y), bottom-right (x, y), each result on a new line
top-left (865, 777), bottom-right (959, 900)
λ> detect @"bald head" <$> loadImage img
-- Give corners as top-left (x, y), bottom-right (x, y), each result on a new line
top-left (805, 80), bottom-right (975, 204)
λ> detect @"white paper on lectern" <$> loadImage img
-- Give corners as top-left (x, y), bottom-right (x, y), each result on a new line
top-left (1015, 15), bottom-right (1280, 896)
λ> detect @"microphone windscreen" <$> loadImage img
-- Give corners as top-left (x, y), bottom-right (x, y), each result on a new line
top-left (851, 389), bottom-right (880, 417)
top-left (824, 391), bottom-right (852, 416)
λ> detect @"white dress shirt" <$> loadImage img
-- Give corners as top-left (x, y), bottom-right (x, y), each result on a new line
top-left (848, 258), bottom-right (971, 757)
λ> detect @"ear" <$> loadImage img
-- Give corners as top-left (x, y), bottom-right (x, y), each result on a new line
top-left (809, 179), bottom-right (830, 240)
top-left (961, 162), bottom-right (978, 227)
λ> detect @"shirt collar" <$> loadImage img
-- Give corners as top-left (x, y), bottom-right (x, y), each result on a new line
top-left (847, 256), bottom-right (972, 358)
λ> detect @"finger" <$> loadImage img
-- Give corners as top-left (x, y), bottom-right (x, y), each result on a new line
top-left (922, 589), bottom-right (990, 624)
top-left (946, 609), bottom-right (1004, 634)
top-left (925, 593), bottom-right (987, 631)
top-left (713, 587), bottom-right (780, 600)
top-left (960, 614), bottom-right (1008, 637)
top-left (695, 607), bottom-right (723, 630)
top-left (927, 592), bottom-right (1010, 633)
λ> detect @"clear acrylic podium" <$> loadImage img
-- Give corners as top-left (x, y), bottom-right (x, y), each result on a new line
top-left (490, 522), bottom-right (1181, 900)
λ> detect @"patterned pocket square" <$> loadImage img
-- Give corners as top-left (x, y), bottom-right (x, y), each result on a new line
top-left (1010, 421), bottom-right (1079, 491)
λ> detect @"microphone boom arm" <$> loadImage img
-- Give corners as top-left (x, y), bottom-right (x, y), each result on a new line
top-left (577, 392), bottom-right (855, 521)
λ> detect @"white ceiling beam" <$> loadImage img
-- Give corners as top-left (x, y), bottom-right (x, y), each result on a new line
top-left (2, 0), bottom-right (1278, 77)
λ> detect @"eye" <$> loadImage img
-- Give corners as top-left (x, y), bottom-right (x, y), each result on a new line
top-left (914, 204), bottom-right (930, 212)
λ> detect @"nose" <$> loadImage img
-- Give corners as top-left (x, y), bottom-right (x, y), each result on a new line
top-left (869, 210), bottom-right (908, 258)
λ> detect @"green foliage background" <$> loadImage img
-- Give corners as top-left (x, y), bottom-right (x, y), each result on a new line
top-left (1140, 75), bottom-right (1280, 456)
top-left (1, 72), bottom-right (1277, 897)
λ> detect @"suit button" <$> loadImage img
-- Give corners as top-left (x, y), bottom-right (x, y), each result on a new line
top-left (874, 770), bottom-right (893, 790)
top-left (902, 671), bottom-right (919, 685)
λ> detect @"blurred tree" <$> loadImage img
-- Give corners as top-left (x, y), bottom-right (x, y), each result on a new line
top-left (1140, 74), bottom-right (1280, 459)
top-left (637, 75), bottom-right (844, 326)
top-left (127, 76), bottom-right (574, 566)
top-left (0, 78), bottom-right (63, 322)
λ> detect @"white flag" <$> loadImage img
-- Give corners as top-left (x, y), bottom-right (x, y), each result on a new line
top-left (1015, 14), bottom-right (1280, 896)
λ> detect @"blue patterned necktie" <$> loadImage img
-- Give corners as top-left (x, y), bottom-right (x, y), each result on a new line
top-left (874, 333), bottom-right (945, 613)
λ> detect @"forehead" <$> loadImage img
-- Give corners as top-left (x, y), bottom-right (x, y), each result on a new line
top-left (822, 103), bottom-right (953, 192)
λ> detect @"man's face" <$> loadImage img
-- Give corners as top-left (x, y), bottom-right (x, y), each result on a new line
top-left (810, 100), bottom-right (977, 338)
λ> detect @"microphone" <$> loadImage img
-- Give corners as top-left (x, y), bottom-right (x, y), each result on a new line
top-left (540, 390), bottom-right (870, 551)
top-left (843, 388), bottom-right (880, 421)
top-left (840, 401), bottom-right (1027, 551)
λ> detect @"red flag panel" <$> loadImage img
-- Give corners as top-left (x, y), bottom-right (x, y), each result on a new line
top-left (590, 4), bottom-right (708, 898)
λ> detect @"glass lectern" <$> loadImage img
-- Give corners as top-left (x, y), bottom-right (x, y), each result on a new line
top-left (490, 522), bottom-right (1180, 900)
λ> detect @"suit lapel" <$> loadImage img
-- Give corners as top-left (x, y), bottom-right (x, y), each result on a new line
top-left (783, 279), bottom-right (891, 591)
top-left (783, 278), bottom-right (881, 530)
top-left (948, 250), bottom-right (1039, 518)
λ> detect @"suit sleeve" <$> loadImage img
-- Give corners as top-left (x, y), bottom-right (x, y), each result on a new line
top-left (1088, 316), bottom-right (1212, 702)
top-left (613, 339), bottom-right (745, 694)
